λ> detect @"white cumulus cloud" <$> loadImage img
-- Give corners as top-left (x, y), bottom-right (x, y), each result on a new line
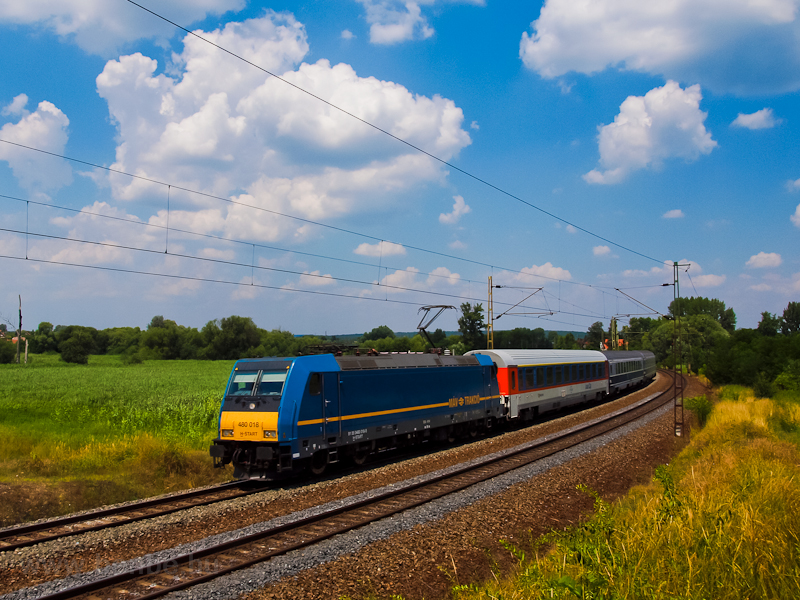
top-left (355, 1), bottom-right (484, 45)
top-left (662, 209), bottom-right (685, 219)
top-left (94, 12), bottom-right (471, 243)
top-left (380, 266), bottom-right (420, 288)
top-left (354, 241), bottom-right (407, 257)
top-left (427, 266), bottom-right (460, 286)
top-left (731, 108), bottom-right (781, 129)
top-left (792, 203), bottom-right (800, 227)
top-left (593, 245), bottom-right (611, 256)
top-left (439, 195), bottom-right (471, 224)
top-left (299, 270), bottom-right (336, 286)
top-left (358, 0), bottom-right (433, 44)
top-left (519, 0), bottom-right (800, 95)
top-left (517, 262), bottom-right (572, 282)
top-left (750, 283), bottom-right (773, 291)
top-left (692, 274), bottom-right (726, 287)
top-left (789, 178), bottom-right (800, 192)
top-left (746, 251), bottom-right (782, 268)
top-left (0, 98), bottom-right (71, 194)
top-left (2, 94), bottom-right (29, 117)
top-left (0, 0), bottom-right (245, 55)
top-left (584, 81), bottom-right (717, 185)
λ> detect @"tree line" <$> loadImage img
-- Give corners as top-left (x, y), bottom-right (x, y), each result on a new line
top-left (2, 298), bottom-right (799, 396)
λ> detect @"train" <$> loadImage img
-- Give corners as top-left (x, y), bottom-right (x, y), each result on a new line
top-left (209, 349), bottom-right (656, 479)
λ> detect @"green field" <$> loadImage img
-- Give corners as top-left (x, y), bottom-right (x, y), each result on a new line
top-left (0, 355), bottom-right (236, 525)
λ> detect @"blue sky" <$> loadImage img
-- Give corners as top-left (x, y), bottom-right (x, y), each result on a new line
top-left (1, 0), bottom-right (798, 336)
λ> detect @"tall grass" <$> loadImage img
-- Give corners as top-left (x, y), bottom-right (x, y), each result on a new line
top-left (0, 355), bottom-right (236, 524)
top-left (452, 386), bottom-right (800, 599)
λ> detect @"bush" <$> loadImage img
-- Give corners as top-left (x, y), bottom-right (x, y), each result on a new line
top-left (754, 372), bottom-right (774, 398)
top-left (685, 394), bottom-right (713, 426)
top-left (0, 341), bottom-right (16, 364)
top-left (60, 331), bottom-right (94, 364)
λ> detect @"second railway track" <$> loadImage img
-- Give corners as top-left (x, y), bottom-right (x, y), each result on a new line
top-left (23, 370), bottom-right (682, 600)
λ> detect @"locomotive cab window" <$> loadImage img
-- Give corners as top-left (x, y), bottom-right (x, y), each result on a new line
top-left (309, 373), bottom-right (322, 395)
top-left (256, 371), bottom-right (287, 397)
top-left (226, 371), bottom-right (258, 396)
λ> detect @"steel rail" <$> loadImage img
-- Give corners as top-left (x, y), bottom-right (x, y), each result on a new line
top-left (36, 371), bottom-right (681, 600)
top-left (0, 481), bottom-right (261, 553)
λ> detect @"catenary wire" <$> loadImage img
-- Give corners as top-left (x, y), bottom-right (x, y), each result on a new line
top-left (0, 193), bottom-right (476, 286)
top-left (0, 161), bottom-right (646, 292)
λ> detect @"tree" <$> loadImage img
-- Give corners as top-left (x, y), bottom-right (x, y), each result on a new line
top-left (457, 302), bottom-right (485, 351)
top-left (757, 312), bottom-right (782, 337)
top-left (782, 302), bottom-right (800, 335)
top-left (585, 322), bottom-right (605, 350)
top-left (494, 327), bottom-right (550, 349)
top-left (31, 322), bottom-right (58, 353)
top-left (200, 315), bottom-right (261, 360)
top-left (668, 297), bottom-right (736, 333)
top-left (623, 317), bottom-right (659, 350)
top-left (430, 328), bottom-right (447, 346)
top-left (362, 325), bottom-right (395, 342)
top-left (148, 315), bottom-right (169, 330)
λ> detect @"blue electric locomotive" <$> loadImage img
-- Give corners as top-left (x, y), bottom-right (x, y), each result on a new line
top-left (210, 353), bottom-right (501, 478)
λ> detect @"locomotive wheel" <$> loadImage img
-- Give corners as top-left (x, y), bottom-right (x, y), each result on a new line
top-left (352, 448), bottom-right (370, 466)
top-left (310, 450), bottom-right (328, 476)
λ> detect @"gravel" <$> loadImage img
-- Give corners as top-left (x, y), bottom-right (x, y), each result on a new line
top-left (1, 384), bottom-right (677, 600)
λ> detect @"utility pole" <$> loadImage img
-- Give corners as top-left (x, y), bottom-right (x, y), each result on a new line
top-left (487, 276), bottom-right (494, 350)
top-left (15, 295), bottom-right (21, 365)
top-left (672, 262), bottom-right (689, 437)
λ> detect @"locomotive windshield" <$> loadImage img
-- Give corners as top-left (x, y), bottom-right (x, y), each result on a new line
top-left (256, 371), bottom-right (287, 397)
top-left (226, 370), bottom-right (287, 397)
top-left (227, 371), bottom-right (258, 396)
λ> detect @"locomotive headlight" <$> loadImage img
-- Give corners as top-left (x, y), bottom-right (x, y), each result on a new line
top-left (264, 430), bottom-right (277, 439)
top-left (221, 429), bottom-right (234, 437)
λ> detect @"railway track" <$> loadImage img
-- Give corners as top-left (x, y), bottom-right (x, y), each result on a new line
top-left (33, 370), bottom-right (682, 600)
top-left (0, 481), bottom-right (266, 553)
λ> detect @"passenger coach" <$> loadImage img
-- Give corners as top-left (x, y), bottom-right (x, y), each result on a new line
top-left (602, 350), bottom-right (657, 394)
top-left (466, 349), bottom-right (609, 420)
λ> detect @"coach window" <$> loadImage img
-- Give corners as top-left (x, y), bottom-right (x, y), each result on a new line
top-left (525, 368), bottom-right (534, 389)
top-left (536, 367), bottom-right (544, 388)
top-left (572, 364), bottom-right (577, 382)
top-left (511, 370), bottom-right (516, 390)
top-left (554, 366), bottom-right (562, 385)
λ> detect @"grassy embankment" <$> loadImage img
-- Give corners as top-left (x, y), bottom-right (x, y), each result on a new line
top-left (450, 385), bottom-right (800, 600)
top-left (0, 354), bottom-right (235, 525)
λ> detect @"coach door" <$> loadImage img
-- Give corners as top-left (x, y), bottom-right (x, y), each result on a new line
top-left (322, 372), bottom-right (341, 442)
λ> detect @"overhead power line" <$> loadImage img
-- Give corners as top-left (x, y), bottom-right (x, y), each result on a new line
top-left (0, 149), bottom-right (653, 293)
top-left (124, 0), bottom-right (667, 267)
